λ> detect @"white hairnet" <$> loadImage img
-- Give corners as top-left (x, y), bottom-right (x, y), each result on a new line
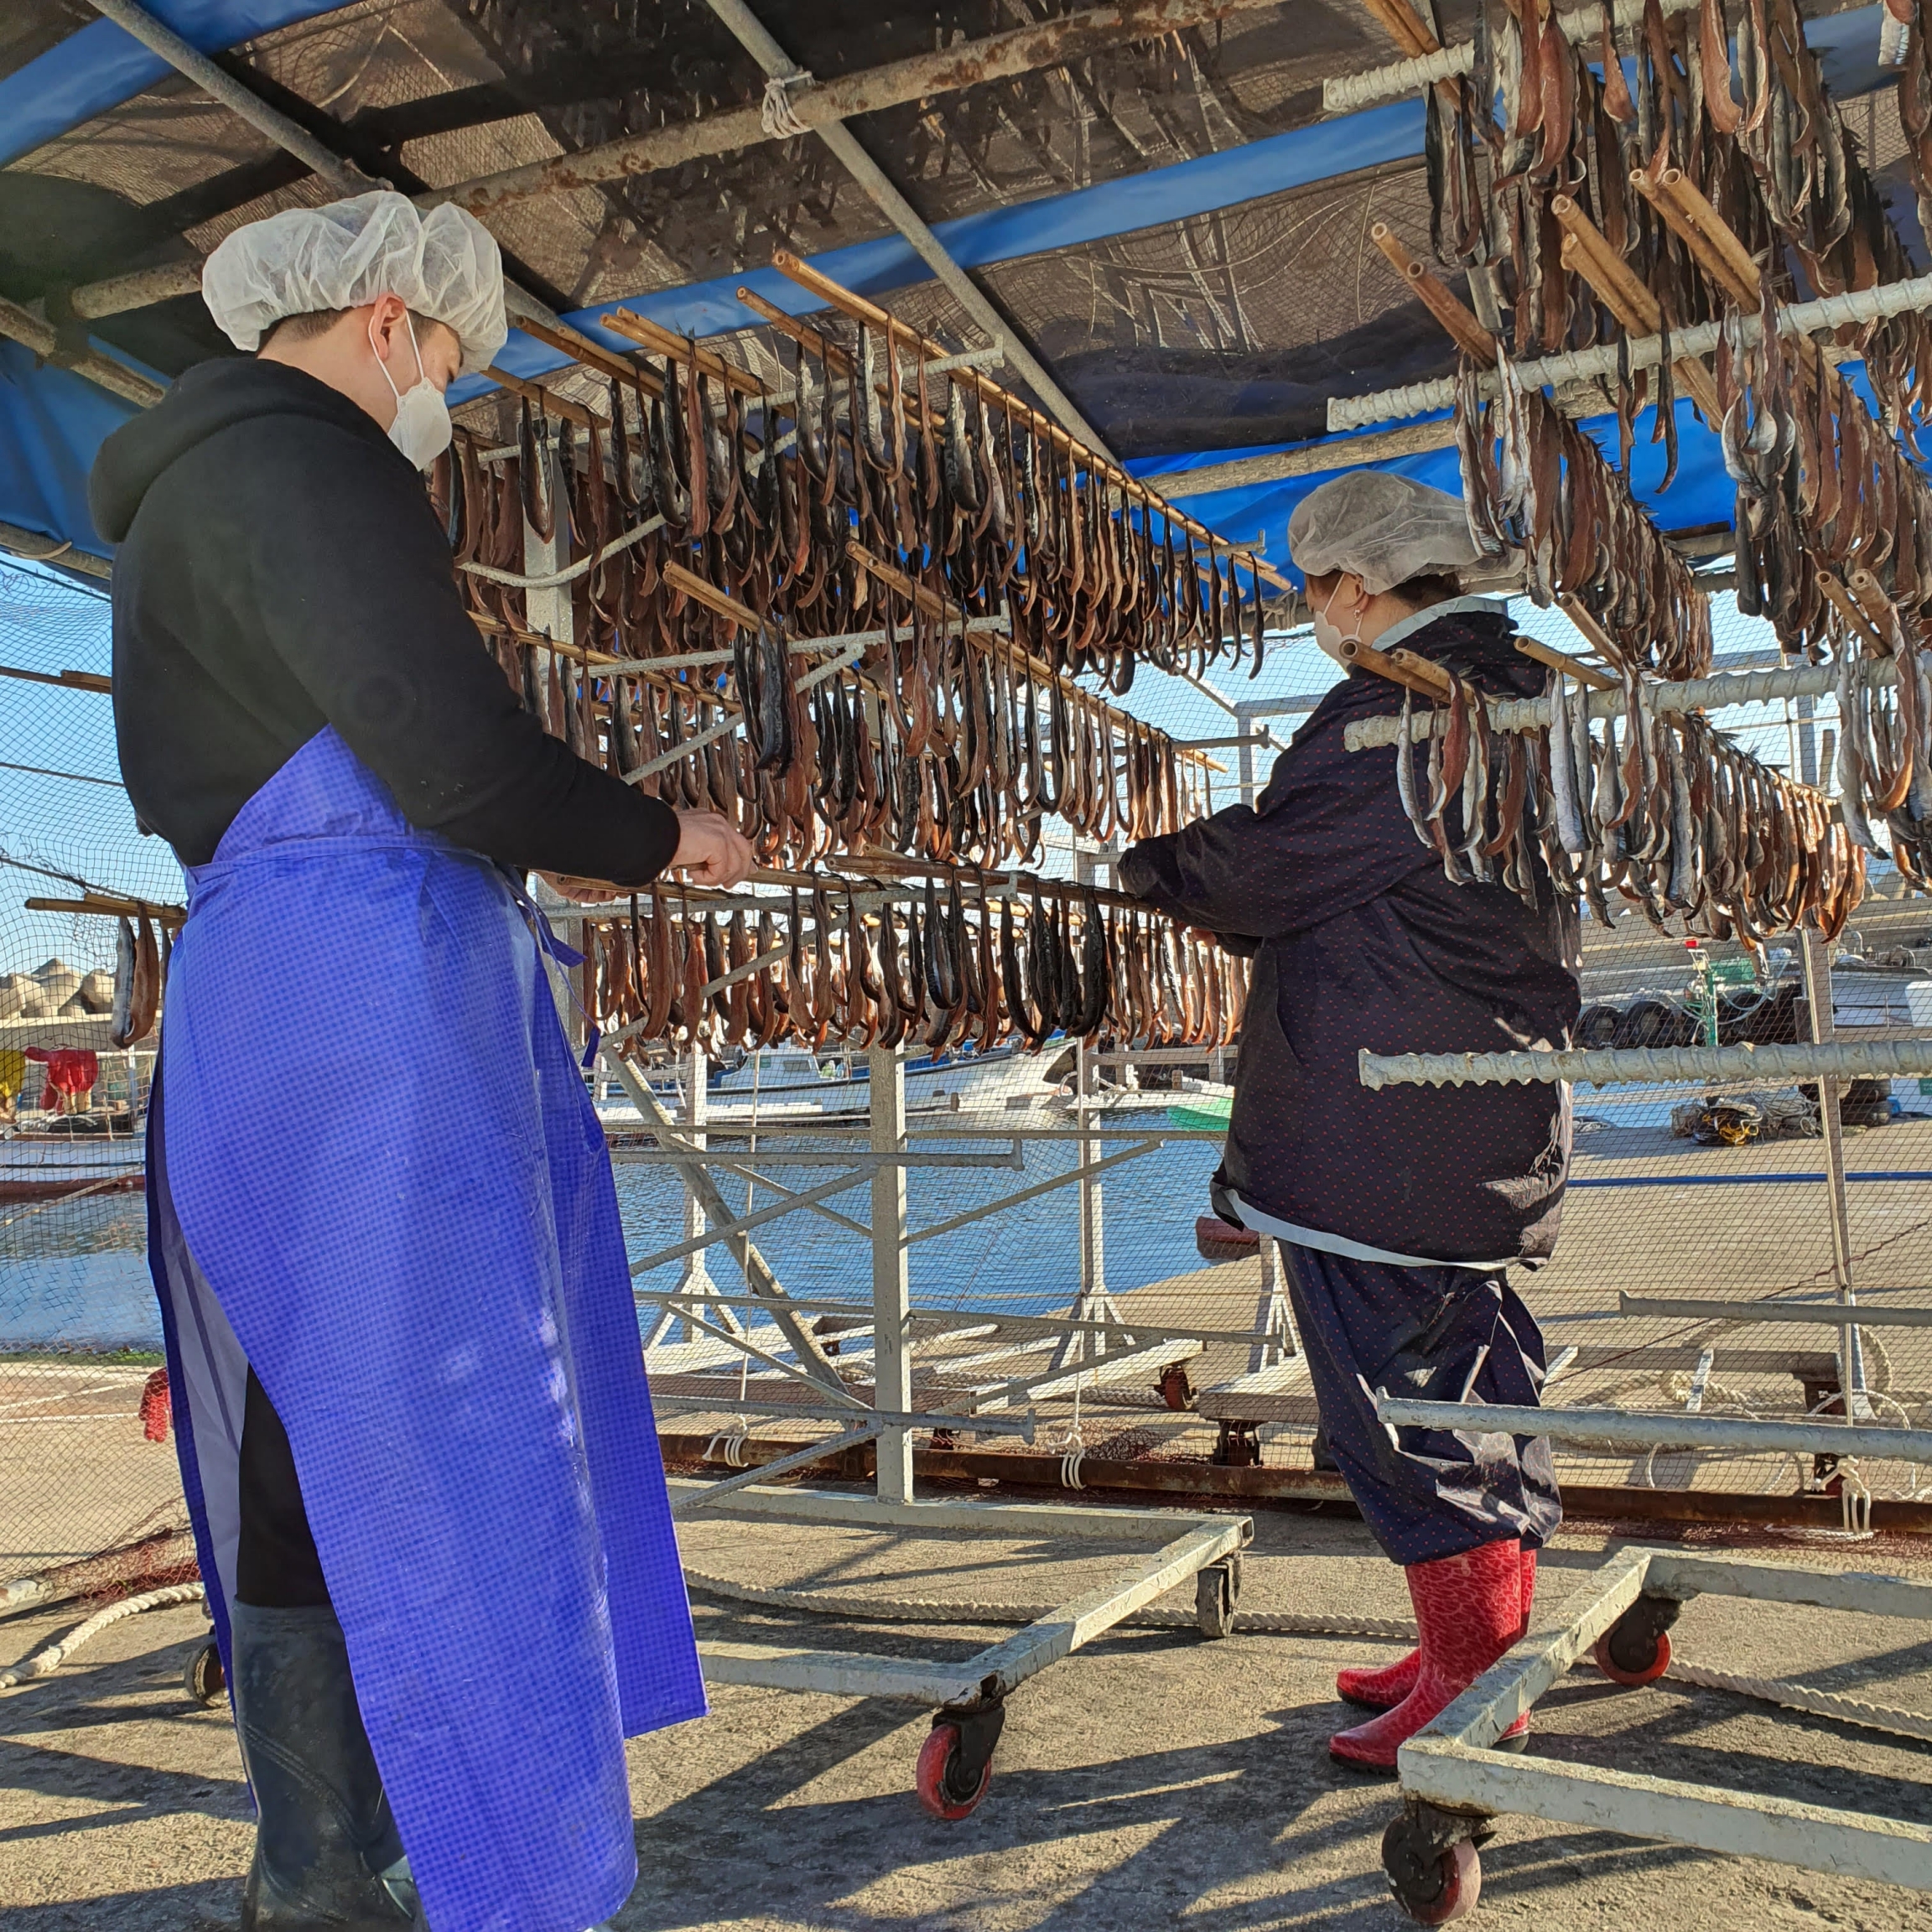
top-left (201, 191), bottom-right (508, 376)
top-left (1286, 471), bottom-right (1481, 597)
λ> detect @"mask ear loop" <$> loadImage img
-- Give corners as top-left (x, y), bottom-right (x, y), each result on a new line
top-left (367, 306), bottom-right (427, 408)
top-left (1318, 576), bottom-right (1365, 651)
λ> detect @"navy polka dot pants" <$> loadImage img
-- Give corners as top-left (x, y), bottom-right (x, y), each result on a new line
top-left (1280, 1241), bottom-right (1562, 1566)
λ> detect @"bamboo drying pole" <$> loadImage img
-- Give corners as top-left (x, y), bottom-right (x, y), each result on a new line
top-left (1368, 223), bottom-right (1495, 361)
top-left (0, 665), bottom-right (112, 695)
top-left (1515, 634), bottom-right (1618, 691)
top-left (25, 894), bottom-right (185, 929)
top-left (600, 309), bottom-right (769, 397)
top-left (484, 365), bottom-right (604, 430)
top-left (1358, 0), bottom-right (1436, 59)
top-left (840, 542), bottom-right (1224, 775)
top-left (508, 314), bottom-right (662, 397)
top-left (1343, 636), bottom-right (1454, 700)
top-left (1632, 167), bottom-right (1763, 312)
top-left (659, 561), bottom-right (761, 632)
top-left (1550, 195), bottom-right (1722, 419)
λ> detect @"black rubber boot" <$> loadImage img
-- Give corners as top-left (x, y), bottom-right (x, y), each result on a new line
top-left (228, 1601), bottom-right (416, 1931)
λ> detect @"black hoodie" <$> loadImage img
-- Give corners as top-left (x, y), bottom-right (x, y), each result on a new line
top-left (89, 357), bottom-right (679, 882)
top-left (1119, 606), bottom-right (1581, 1267)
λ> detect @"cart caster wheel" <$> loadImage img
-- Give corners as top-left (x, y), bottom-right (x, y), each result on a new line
top-left (915, 1700), bottom-right (1004, 1820)
top-left (183, 1639), bottom-right (224, 1706)
top-left (1594, 1592), bottom-right (1681, 1687)
top-left (1195, 1555), bottom-right (1242, 1639)
top-left (1595, 1624), bottom-right (1672, 1686)
top-left (917, 1723), bottom-right (990, 1819)
top-left (1383, 1814), bottom-right (1481, 1924)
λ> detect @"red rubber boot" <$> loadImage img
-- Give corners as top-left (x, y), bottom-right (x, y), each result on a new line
top-left (1329, 1539), bottom-right (1525, 1772)
top-left (1334, 1640), bottom-right (1421, 1714)
top-left (1336, 1541), bottom-right (1537, 1712)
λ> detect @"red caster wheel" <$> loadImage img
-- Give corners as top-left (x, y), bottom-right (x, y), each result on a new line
top-left (1593, 1592), bottom-right (1681, 1687)
top-left (1383, 1810), bottom-right (1483, 1924)
top-left (1595, 1624), bottom-right (1673, 1686)
top-left (915, 1701), bottom-right (1004, 1820)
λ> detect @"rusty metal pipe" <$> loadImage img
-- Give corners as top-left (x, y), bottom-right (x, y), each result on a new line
top-left (652, 1433), bottom-right (1932, 1535)
top-left (431, 0), bottom-right (1277, 217)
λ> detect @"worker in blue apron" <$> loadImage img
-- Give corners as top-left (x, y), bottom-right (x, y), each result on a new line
top-left (1120, 474), bottom-right (1579, 1772)
top-left (89, 192), bottom-right (754, 1932)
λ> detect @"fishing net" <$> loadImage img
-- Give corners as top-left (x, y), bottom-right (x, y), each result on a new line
top-left (0, 556), bottom-right (184, 1605)
top-left (7, 1), bottom-right (1932, 1597)
top-left (634, 585), bottom-right (1932, 1524)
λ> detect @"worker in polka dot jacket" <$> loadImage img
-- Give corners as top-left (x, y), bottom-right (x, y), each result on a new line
top-left (1119, 473), bottom-right (1581, 1772)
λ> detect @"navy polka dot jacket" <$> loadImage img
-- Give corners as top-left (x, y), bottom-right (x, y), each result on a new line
top-left (1119, 610), bottom-right (1581, 1265)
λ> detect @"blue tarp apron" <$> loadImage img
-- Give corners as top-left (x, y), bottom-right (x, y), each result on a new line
top-left (147, 724), bottom-right (706, 1932)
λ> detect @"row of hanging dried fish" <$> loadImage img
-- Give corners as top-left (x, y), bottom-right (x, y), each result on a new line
top-left (581, 880), bottom-right (1249, 1057)
top-left (1721, 280), bottom-right (1932, 650)
top-left (1831, 596), bottom-right (1932, 889)
top-left (444, 608), bottom-right (1201, 871)
top-left (1391, 667), bottom-right (1865, 945)
top-left (1456, 354), bottom-right (1712, 680)
top-left (1430, 0), bottom-right (1932, 439)
top-left (433, 334), bottom-right (1265, 699)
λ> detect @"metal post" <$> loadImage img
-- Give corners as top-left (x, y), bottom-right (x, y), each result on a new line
top-left (522, 437), bottom-right (592, 1055)
top-left (1250, 1237), bottom-right (1296, 1373)
top-left (1077, 844), bottom-right (1105, 1353)
top-left (523, 427), bottom-right (570, 667)
top-left (1236, 700), bottom-right (1257, 802)
top-left (675, 1045), bottom-right (719, 1319)
top-left (870, 1042), bottom-right (913, 1503)
top-left (1801, 927), bottom-right (1868, 1418)
top-left (1050, 849), bottom-right (1124, 1374)
top-left (1075, 1036), bottom-right (1106, 1359)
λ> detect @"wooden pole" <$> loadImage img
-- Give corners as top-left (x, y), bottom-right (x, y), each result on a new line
top-left (1369, 222), bottom-right (1496, 361)
top-left (1340, 636), bottom-right (1453, 699)
top-left (1550, 195), bottom-right (1722, 419)
top-left (1515, 634), bottom-right (1619, 691)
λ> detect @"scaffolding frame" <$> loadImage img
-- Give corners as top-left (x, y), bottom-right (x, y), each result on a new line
top-left (605, 1036), bottom-right (1257, 1809)
top-left (1382, 1545), bottom-right (1932, 1918)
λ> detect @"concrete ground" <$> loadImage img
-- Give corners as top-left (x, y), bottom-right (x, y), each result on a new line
top-left (5, 1504), bottom-right (1932, 1932)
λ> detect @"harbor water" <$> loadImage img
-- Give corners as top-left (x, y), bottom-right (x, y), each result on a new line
top-left (0, 1127), bottom-right (1229, 1353)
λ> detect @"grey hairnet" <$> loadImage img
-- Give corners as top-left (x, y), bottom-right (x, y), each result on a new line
top-left (202, 191), bottom-right (508, 376)
top-left (1287, 471), bottom-right (1481, 597)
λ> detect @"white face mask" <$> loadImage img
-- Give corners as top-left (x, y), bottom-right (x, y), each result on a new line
top-left (371, 310), bottom-right (452, 470)
top-left (1311, 577), bottom-right (1363, 667)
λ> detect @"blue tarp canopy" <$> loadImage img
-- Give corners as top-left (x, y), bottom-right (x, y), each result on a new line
top-left (0, 2), bottom-right (1913, 574)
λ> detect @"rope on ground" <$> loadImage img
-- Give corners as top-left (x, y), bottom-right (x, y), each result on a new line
top-left (0, 1581), bottom-right (205, 1690)
top-left (9, 1565), bottom-right (1929, 1744)
top-left (1663, 1659), bottom-right (1932, 1743)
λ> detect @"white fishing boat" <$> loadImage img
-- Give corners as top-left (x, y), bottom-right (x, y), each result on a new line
top-left (598, 1040), bottom-right (1066, 1125)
